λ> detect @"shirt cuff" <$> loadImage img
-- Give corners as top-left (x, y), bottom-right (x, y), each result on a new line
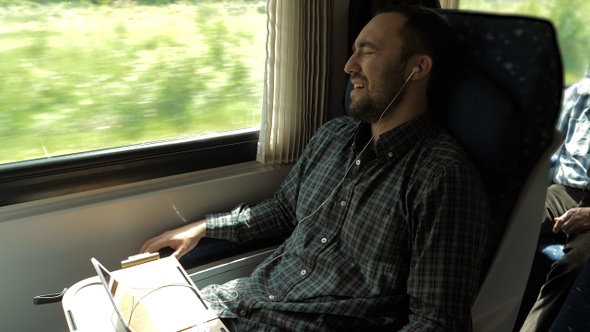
top-left (205, 204), bottom-right (252, 242)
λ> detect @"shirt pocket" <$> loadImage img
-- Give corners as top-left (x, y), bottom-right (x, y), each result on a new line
top-left (341, 202), bottom-right (409, 280)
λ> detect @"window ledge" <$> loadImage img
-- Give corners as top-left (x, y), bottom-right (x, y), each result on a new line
top-left (0, 130), bottom-right (259, 208)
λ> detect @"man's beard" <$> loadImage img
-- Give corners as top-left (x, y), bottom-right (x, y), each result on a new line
top-left (349, 61), bottom-right (407, 124)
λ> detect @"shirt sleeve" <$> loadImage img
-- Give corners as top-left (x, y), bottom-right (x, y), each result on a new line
top-left (551, 84), bottom-right (573, 171)
top-left (204, 125), bottom-right (324, 243)
top-left (402, 162), bottom-right (490, 331)
top-left (555, 84), bottom-right (574, 136)
top-left (204, 190), bottom-right (296, 243)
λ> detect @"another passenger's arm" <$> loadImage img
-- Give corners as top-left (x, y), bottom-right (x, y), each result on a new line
top-left (553, 207), bottom-right (590, 237)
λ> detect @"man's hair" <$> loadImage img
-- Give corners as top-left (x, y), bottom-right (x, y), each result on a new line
top-left (374, 5), bottom-right (456, 98)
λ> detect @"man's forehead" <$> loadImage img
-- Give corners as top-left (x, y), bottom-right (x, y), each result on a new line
top-left (370, 11), bottom-right (408, 34)
top-left (355, 12), bottom-right (406, 48)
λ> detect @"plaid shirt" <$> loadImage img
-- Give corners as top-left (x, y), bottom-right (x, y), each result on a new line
top-left (552, 75), bottom-right (590, 189)
top-left (205, 114), bottom-right (489, 331)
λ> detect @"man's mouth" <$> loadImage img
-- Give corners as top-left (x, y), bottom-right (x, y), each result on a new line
top-left (350, 73), bottom-right (367, 88)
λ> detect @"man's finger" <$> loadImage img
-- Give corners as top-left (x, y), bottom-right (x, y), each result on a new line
top-left (141, 237), bottom-right (169, 254)
top-left (140, 237), bottom-right (155, 253)
top-left (553, 217), bottom-right (564, 233)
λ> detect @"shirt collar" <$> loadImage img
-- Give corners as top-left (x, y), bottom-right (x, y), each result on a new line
top-left (354, 113), bottom-right (437, 160)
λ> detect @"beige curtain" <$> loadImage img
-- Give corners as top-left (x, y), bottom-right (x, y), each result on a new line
top-left (257, 0), bottom-right (333, 164)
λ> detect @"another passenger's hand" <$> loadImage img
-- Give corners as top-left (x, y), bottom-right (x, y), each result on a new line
top-left (140, 220), bottom-right (207, 259)
top-left (553, 207), bottom-right (590, 237)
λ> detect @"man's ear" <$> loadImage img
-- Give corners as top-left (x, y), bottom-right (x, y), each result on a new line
top-left (409, 55), bottom-right (433, 80)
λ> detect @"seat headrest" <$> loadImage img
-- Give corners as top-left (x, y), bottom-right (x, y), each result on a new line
top-left (441, 10), bottom-right (562, 175)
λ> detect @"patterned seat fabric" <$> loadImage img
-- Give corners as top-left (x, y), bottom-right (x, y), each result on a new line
top-left (437, 11), bottom-right (563, 277)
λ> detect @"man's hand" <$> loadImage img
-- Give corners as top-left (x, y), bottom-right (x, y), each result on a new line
top-left (140, 220), bottom-right (207, 259)
top-left (553, 207), bottom-right (590, 237)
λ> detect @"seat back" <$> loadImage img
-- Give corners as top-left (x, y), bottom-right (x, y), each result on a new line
top-left (437, 11), bottom-right (563, 331)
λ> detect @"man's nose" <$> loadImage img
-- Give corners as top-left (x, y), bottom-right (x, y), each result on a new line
top-left (344, 52), bottom-right (360, 74)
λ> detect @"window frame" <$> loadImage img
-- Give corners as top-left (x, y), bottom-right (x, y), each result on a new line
top-left (0, 130), bottom-right (258, 207)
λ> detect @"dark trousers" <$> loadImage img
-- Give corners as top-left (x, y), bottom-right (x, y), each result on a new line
top-left (548, 256), bottom-right (590, 331)
top-left (520, 184), bottom-right (590, 332)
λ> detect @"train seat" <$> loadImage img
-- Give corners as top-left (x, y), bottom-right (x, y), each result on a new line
top-left (438, 10), bottom-right (563, 332)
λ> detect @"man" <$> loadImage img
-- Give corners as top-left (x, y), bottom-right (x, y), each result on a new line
top-left (141, 5), bottom-right (489, 331)
top-left (520, 72), bottom-right (590, 332)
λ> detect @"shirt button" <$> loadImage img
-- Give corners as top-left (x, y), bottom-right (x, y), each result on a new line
top-left (355, 159), bottom-right (361, 166)
top-left (268, 294), bottom-right (275, 301)
top-left (340, 200), bottom-right (347, 207)
top-left (321, 238), bottom-right (327, 244)
top-left (239, 310), bottom-right (247, 316)
top-left (301, 269), bottom-right (307, 276)
top-left (387, 152), bottom-right (394, 158)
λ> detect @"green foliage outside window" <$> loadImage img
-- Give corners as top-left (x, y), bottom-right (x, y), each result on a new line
top-left (0, 1), bottom-right (266, 164)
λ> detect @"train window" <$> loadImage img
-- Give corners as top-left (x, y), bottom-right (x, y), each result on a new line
top-left (0, 0), bottom-right (267, 206)
top-left (0, 0), bottom-right (266, 165)
top-left (459, 0), bottom-right (590, 84)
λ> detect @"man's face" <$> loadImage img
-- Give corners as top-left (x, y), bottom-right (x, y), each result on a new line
top-left (345, 13), bottom-right (410, 123)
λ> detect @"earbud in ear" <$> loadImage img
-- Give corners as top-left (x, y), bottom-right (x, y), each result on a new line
top-left (405, 66), bottom-right (420, 83)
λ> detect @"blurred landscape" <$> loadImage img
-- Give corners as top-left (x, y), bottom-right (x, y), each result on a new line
top-left (0, 0), bottom-right (266, 164)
